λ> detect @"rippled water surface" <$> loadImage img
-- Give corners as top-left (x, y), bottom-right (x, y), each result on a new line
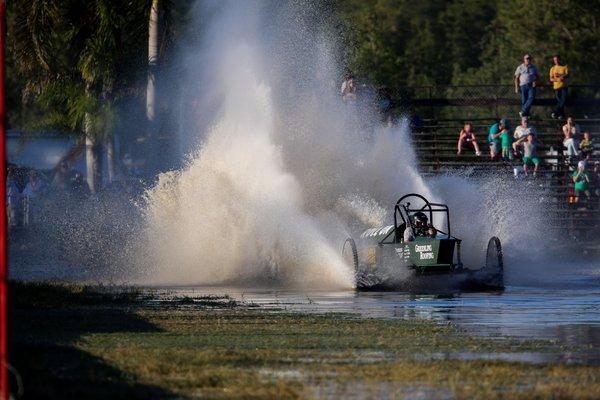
top-left (166, 280), bottom-right (600, 351)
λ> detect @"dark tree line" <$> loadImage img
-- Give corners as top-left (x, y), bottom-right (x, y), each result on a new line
top-left (335, 0), bottom-right (600, 88)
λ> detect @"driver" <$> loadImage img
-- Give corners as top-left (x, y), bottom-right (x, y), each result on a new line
top-left (413, 212), bottom-right (437, 238)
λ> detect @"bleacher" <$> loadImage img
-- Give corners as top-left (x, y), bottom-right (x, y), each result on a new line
top-left (388, 84), bottom-right (600, 254)
top-left (410, 117), bottom-right (600, 253)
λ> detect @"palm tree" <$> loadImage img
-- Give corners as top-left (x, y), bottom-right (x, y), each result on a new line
top-left (10, 0), bottom-right (149, 192)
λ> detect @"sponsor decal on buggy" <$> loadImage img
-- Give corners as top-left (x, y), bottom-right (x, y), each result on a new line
top-left (414, 244), bottom-right (434, 260)
top-left (394, 246), bottom-right (411, 261)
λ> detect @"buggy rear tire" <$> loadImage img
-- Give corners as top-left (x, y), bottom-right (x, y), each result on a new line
top-left (485, 236), bottom-right (503, 273)
top-left (342, 237), bottom-right (359, 277)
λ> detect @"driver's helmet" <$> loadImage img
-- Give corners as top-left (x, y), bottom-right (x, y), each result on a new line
top-left (412, 212), bottom-right (428, 224)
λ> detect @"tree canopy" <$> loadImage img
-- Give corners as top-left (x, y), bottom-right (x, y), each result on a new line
top-left (336, 0), bottom-right (600, 88)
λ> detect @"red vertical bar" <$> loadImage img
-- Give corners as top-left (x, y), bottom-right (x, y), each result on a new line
top-left (0, 0), bottom-right (7, 399)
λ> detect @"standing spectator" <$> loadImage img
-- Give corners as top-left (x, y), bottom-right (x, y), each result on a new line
top-left (500, 124), bottom-right (514, 161)
top-left (457, 123), bottom-right (482, 156)
top-left (514, 54), bottom-right (539, 117)
top-left (487, 118), bottom-right (508, 161)
top-left (562, 117), bottom-right (581, 159)
top-left (6, 168), bottom-right (21, 228)
top-left (377, 86), bottom-right (393, 126)
top-left (522, 133), bottom-right (542, 176)
top-left (512, 117), bottom-right (537, 155)
top-left (70, 171), bottom-right (90, 201)
top-left (549, 54), bottom-right (569, 119)
top-left (340, 74), bottom-right (357, 102)
top-left (52, 161), bottom-right (73, 192)
top-left (572, 160), bottom-right (591, 203)
top-left (22, 170), bottom-right (46, 225)
top-left (579, 132), bottom-right (593, 160)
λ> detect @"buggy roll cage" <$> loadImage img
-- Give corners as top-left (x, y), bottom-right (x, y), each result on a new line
top-left (379, 193), bottom-right (461, 244)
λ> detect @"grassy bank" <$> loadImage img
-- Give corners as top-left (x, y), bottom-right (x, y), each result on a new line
top-left (9, 282), bottom-right (600, 399)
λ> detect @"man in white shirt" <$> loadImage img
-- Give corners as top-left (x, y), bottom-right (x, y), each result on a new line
top-left (512, 116), bottom-right (537, 154)
top-left (514, 54), bottom-right (539, 117)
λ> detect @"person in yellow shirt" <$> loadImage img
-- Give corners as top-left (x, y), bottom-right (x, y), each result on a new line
top-left (549, 54), bottom-right (569, 119)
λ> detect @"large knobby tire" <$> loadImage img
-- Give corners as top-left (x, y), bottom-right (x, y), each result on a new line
top-left (485, 236), bottom-right (504, 273)
top-left (342, 237), bottom-right (359, 278)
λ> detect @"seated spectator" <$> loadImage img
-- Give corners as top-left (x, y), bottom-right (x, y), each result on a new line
top-left (512, 117), bottom-right (537, 155)
top-left (579, 132), bottom-right (593, 159)
top-left (340, 74), bottom-right (357, 102)
top-left (593, 162), bottom-right (600, 198)
top-left (487, 118), bottom-right (508, 161)
top-left (457, 123), bottom-right (482, 156)
top-left (572, 160), bottom-right (591, 203)
top-left (562, 116), bottom-right (581, 137)
top-left (562, 117), bottom-right (581, 159)
top-left (522, 133), bottom-right (542, 177)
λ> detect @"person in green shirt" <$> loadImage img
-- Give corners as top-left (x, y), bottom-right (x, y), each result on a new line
top-left (572, 161), bottom-right (591, 203)
top-left (487, 118), bottom-right (508, 161)
top-left (498, 120), bottom-right (513, 161)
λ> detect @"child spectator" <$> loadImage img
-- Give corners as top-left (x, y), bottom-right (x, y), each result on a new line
top-left (579, 132), bottom-right (593, 159)
top-left (514, 54), bottom-right (538, 117)
top-left (512, 117), bottom-right (537, 155)
top-left (500, 125), bottom-right (513, 161)
top-left (340, 74), bottom-right (357, 102)
top-left (549, 54), bottom-right (569, 119)
top-left (487, 118), bottom-right (508, 161)
top-left (457, 123), bottom-right (482, 156)
top-left (522, 133), bottom-right (542, 176)
top-left (572, 160), bottom-right (591, 203)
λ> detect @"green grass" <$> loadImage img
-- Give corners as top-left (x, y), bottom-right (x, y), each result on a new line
top-left (9, 281), bottom-right (600, 399)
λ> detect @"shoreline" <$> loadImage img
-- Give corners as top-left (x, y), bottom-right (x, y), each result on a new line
top-left (9, 281), bottom-right (600, 399)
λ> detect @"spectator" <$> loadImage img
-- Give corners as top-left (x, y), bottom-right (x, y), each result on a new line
top-left (52, 161), bottom-right (73, 192)
top-left (593, 162), bottom-right (600, 198)
top-left (500, 125), bottom-right (514, 162)
top-left (22, 170), bottom-right (46, 225)
top-left (579, 132), bottom-right (593, 160)
top-left (514, 54), bottom-right (539, 117)
top-left (562, 116), bottom-right (581, 137)
top-left (549, 54), bottom-right (569, 119)
top-left (457, 123), bottom-right (482, 156)
top-left (340, 74), bottom-right (357, 102)
top-left (6, 168), bottom-right (21, 228)
top-left (562, 117), bottom-right (581, 159)
top-left (70, 171), bottom-right (90, 201)
top-left (512, 117), bottom-right (537, 155)
top-left (522, 133), bottom-right (542, 176)
top-left (572, 160), bottom-right (591, 203)
top-left (487, 118), bottom-right (507, 161)
top-left (377, 86), bottom-right (393, 126)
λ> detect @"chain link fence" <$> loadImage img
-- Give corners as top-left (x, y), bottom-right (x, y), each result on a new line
top-left (392, 85), bottom-right (600, 120)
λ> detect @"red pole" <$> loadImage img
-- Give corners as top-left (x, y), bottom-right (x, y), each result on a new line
top-left (0, 0), bottom-right (8, 398)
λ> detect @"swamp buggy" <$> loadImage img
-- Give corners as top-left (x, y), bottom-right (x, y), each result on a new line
top-left (343, 193), bottom-right (504, 291)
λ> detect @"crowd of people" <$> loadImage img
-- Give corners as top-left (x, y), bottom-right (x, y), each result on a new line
top-left (450, 53), bottom-right (598, 205)
top-left (5, 157), bottom-right (143, 231)
top-left (5, 161), bottom-right (90, 229)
